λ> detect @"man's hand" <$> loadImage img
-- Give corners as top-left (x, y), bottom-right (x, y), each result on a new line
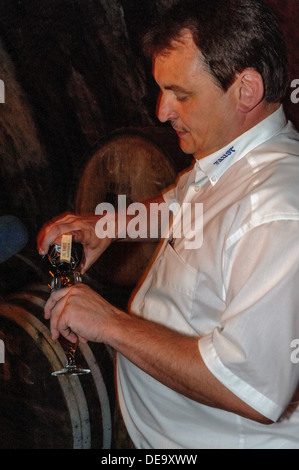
top-left (37, 212), bottom-right (114, 273)
top-left (44, 283), bottom-right (120, 344)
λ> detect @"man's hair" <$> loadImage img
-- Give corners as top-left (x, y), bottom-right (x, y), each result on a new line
top-left (142, 0), bottom-right (289, 103)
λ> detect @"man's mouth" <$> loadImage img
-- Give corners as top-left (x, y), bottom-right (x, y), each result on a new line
top-left (175, 129), bottom-right (188, 138)
top-left (172, 124), bottom-right (188, 137)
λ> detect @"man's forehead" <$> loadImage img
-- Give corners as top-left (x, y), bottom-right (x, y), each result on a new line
top-left (153, 35), bottom-right (205, 86)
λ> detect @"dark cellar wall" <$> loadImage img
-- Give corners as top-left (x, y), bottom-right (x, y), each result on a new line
top-left (0, 0), bottom-right (297, 291)
top-left (0, 0), bottom-right (159, 230)
top-left (0, 1), bottom-right (297, 450)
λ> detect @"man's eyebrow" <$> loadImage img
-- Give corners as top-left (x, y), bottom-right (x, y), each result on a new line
top-left (163, 84), bottom-right (190, 93)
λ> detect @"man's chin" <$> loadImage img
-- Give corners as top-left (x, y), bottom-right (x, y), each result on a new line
top-left (177, 134), bottom-right (195, 155)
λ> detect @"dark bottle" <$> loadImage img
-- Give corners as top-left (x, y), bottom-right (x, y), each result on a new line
top-left (47, 238), bottom-right (84, 290)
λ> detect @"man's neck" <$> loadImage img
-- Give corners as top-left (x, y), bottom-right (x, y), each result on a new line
top-left (238, 101), bottom-right (281, 137)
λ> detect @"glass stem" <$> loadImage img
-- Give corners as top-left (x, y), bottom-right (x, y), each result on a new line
top-left (66, 342), bottom-right (78, 367)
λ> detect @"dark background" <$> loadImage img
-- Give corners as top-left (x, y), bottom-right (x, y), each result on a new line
top-left (0, 0), bottom-right (298, 293)
top-left (0, 0), bottom-right (297, 450)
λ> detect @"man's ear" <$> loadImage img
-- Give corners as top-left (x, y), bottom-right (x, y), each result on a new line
top-left (237, 69), bottom-right (265, 113)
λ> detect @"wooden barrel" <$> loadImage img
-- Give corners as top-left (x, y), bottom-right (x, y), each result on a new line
top-left (0, 284), bottom-right (117, 449)
top-left (75, 128), bottom-right (180, 287)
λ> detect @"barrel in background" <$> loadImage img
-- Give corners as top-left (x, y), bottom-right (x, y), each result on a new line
top-left (0, 285), bottom-right (117, 449)
top-left (75, 129), bottom-right (183, 287)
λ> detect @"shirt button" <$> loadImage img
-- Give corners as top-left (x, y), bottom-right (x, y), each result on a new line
top-left (211, 176), bottom-right (217, 184)
top-left (194, 185), bottom-right (200, 192)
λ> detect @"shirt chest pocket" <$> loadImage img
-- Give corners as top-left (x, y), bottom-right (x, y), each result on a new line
top-left (140, 243), bottom-right (200, 335)
top-left (155, 243), bottom-right (198, 296)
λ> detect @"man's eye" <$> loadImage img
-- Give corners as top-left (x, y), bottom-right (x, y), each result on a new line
top-left (176, 95), bottom-right (188, 102)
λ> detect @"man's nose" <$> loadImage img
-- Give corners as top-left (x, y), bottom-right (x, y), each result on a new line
top-left (156, 92), bottom-right (177, 123)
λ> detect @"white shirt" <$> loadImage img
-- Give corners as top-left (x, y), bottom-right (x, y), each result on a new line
top-left (116, 106), bottom-right (299, 449)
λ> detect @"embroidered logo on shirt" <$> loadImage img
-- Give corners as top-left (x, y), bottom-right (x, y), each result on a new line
top-left (213, 147), bottom-right (236, 166)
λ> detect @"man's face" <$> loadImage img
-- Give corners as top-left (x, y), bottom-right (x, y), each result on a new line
top-left (153, 31), bottom-right (239, 159)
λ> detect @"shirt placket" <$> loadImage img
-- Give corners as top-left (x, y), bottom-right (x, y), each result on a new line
top-left (170, 169), bottom-right (207, 246)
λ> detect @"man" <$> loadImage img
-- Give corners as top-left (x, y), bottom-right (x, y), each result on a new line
top-left (38, 0), bottom-right (299, 448)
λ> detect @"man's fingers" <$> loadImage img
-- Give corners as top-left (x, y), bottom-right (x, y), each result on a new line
top-left (45, 285), bottom-right (87, 344)
top-left (44, 287), bottom-right (72, 340)
top-left (38, 226), bottom-right (70, 255)
top-left (61, 324), bottom-right (79, 344)
top-left (44, 286), bottom-right (71, 318)
top-left (37, 213), bottom-right (81, 255)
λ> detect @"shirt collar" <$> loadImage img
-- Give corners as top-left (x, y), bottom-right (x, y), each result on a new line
top-left (195, 105), bottom-right (288, 186)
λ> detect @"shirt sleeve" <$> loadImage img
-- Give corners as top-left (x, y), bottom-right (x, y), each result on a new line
top-left (198, 219), bottom-right (299, 422)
